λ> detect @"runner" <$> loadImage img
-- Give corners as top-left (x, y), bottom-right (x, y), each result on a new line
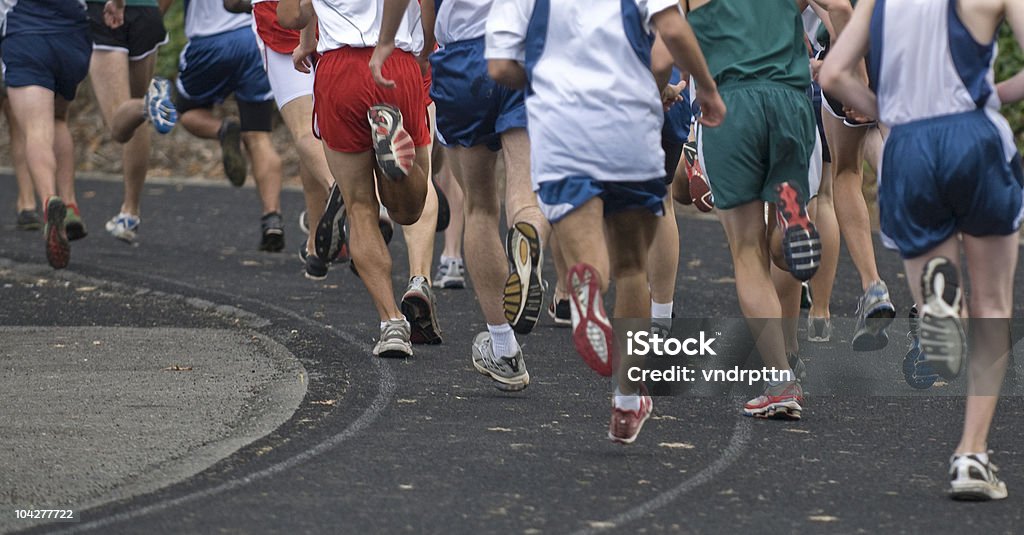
top-left (814, 0), bottom-right (896, 351)
top-left (432, 145), bottom-right (467, 290)
top-left (224, 0), bottom-right (335, 276)
top-left (822, 0), bottom-right (1024, 500)
top-left (487, 0), bottom-right (725, 438)
top-left (2, 96), bottom-right (41, 231)
top-left (686, 0), bottom-right (819, 420)
top-left (279, 0), bottom-right (433, 357)
top-left (87, 0), bottom-right (178, 243)
top-left (1, 0), bottom-right (97, 268)
top-left (172, 0), bottom-right (286, 252)
top-left (373, 0), bottom-right (552, 390)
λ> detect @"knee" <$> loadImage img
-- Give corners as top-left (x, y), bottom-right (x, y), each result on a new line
top-left (389, 205), bottom-right (425, 226)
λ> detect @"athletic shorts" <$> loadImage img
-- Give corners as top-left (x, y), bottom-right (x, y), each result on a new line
top-left (879, 109), bottom-right (1024, 259)
top-left (697, 81), bottom-right (815, 210)
top-left (422, 65), bottom-right (432, 106)
top-left (536, 176), bottom-right (666, 223)
top-left (255, 34), bottom-right (312, 109)
top-left (808, 81), bottom-right (831, 163)
top-left (662, 135), bottom-right (683, 185)
top-left (88, 4), bottom-right (168, 60)
top-left (0, 31), bottom-right (91, 102)
top-left (429, 37), bottom-right (526, 151)
top-left (175, 27), bottom-right (273, 107)
top-left (313, 47), bottom-right (430, 153)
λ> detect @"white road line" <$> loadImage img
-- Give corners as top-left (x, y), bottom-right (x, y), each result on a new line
top-left (571, 417), bottom-right (753, 535)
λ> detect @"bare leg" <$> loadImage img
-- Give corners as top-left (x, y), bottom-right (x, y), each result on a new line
top-left (823, 111), bottom-right (880, 290)
top-left (501, 128), bottom-right (549, 244)
top-left (7, 87), bottom-right (58, 201)
top-left (716, 200), bottom-right (788, 371)
top-left (648, 196), bottom-right (680, 307)
top-left (550, 231), bottom-right (570, 302)
top-left (241, 131), bottom-right (282, 215)
top-left (279, 95), bottom-right (332, 253)
top-left (179, 108), bottom-right (221, 139)
top-left (436, 152), bottom-right (464, 260)
top-left (324, 147), bottom-right (402, 321)
top-left (53, 100), bottom-right (76, 206)
top-left (552, 198), bottom-right (610, 292)
top-left (6, 105), bottom-right (36, 212)
top-left (808, 160), bottom-right (838, 320)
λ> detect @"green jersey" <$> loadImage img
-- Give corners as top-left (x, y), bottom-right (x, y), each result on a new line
top-left (687, 0), bottom-right (811, 91)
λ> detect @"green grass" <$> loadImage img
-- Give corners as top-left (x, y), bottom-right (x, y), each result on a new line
top-left (156, 2), bottom-right (186, 80)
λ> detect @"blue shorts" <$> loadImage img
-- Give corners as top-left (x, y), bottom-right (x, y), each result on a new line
top-left (880, 109), bottom-right (1024, 259)
top-left (1, 31), bottom-right (91, 101)
top-left (536, 176), bottom-right (666, 223)
top-left (430, 37), bottom-right (526, 151)
top-left (175, 27), bottom-right (272, 107)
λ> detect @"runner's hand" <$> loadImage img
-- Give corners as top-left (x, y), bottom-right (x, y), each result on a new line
top-left (415, 50), bottom-right (431, 78)
top-left (103, 0), bottom-right (125, 29)
top-left (292, 44), bottom-right (316, 74)
top-left (696, 86), bottom-right (726, 127)
top-left (370, 41), bottom-right (397, 88)
top-left (810, 58), bottom-right (823, 82)
top-left (661, 80), bottom-right (687, 113)
top-left (844, 106), bottom-right (874, 124)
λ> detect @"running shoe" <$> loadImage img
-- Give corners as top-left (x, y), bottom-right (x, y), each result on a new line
top-left (373, 318), bottom-right (414, 358)
top-left (504, 222), bottom-right (544, 334)
top-left (806, 316), bottom-right (832, 343)
top-left (903, 305), bottom-right (939, 390)
top-left (949, 453), bottom-right (1008, 501)
top-left (314, 184), bottom-right (347, 262)
top-left (259, 212), bottom-right (285, 252)
top-left (788, 353), bottom-right (807, 382)
top-left (775, 181), bottom-right (820, 281)
top-left (609, 389), bottom-right (654, 444)
top-left (378, 206), bottom-right (395, 244)
top-left (219, 118), bottom-right (247, 187)
top-left (471, 331), bottom-right (530, 391)
top-left (683, 141), bottom-right (714, 212)
top-left (299, 210), bottom-right (309, 235)
top-left (16, 210), bottom-right (41, 231)
top-left (919, 257), bottom-right (966, 380)
top-left (851, 280), bottom-right (896, 351)
top-left (433, 256), bottom-right (466, 289)
top-left (568, 263), bottom-right (614, 377)
top-left (402, 275), bottom-right (443, 345)
top-left (800, 281), bottom-right (813, 310)
top-left (104, 212), bottom-right (140, 243)
top-left (299, 247), bottom-right (328, 280)
top-left (743, 380), bottom-right (803, 419)
top-left (548, 298), bottom-right (571, 327)
top-left (64, 203), bottom-right (87, 241)
top-left (43, 197), bottom-right (70, 269)
top-left (434, 176), bottom-right (450, 233)
top-left (144, 77), bottom-right (177, 135)
top-left (367, 104), bottom-right (415, 181)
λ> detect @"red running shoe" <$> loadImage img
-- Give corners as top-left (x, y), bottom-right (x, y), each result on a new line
top-left (683, 141), bottom-right (713, 212)
top-left (368, 104), bottom-right (416, 181)
top-left (743, 380), bottom-right (803, 420)
top-left (609, 392), bottom-right (653, 444)
top-left (44, 197), bottom-right (70, 269)
top-left (775, 181), bottom-right (821, 281)
top-left (567, 263), bottom-right (613, 377)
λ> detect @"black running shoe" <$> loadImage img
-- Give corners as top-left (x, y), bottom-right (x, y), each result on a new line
top-left (434, 176), bottom-right (450, 233)
top-left (299, 247), bottom-right (328, 280)
top-left (219, 118), bottom-right (246, 187)
top-left (259, 212), bottom-right (285, 252)
top-left (314, 184), bottom-right (347, 262)
top-left (775, 181), bottom-right (821, 281)
top-left (402, 275), bottom-right (443, 344)
top-left (16, 210), bottom-right (42, 231)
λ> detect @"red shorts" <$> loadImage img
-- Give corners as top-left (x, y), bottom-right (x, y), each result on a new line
top-left (422, 65), bottom-right (432, 106)
top-left (313, 47), bottom-right (430, 153)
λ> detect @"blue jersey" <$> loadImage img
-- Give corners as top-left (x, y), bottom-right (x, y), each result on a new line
top-left (1, 0), bottom-right (88, 38)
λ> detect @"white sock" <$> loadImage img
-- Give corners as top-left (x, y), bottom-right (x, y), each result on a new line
top-left (613, 387), bottom-right (642, 411)
top-left (651, 300), bottom-right (673, 319)
top-left (487, 323), bottom-right (519, 359)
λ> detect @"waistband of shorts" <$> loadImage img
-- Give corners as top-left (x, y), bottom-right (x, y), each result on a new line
top-left (437, 36), bottom-right (485, 50)
top-left (890, 108), bottom-right (987, 133)
top-left (321, 46), bottom-right (415, 59)
top-left (717, 79), bottom-right (806, 95)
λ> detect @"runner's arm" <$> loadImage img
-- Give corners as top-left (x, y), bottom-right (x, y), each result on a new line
top-left (485, 0), bottom-right (533, 89)
top-left (223, 0), bottom-right (252, 14)
top-left (278, 0), bottom-right (314, 30)
top-left (650, 3), bottom-right (725, 126)
top-left (996, 0), bottom-right (1024, 104)
top-left (370, 0), bottom-right (413, 88)
top-left (819, 0), bottom-right (877, 119)
top-left (103, 0), bottom-right (126, 29)
top-left (809, 0), bottom-right (853, 36)
top-left (291, 11), bottom-right (319, 73)
top-left (420, 0), bottom-right (437, 66)
top-left (159, 0), bottom-right (173, 13)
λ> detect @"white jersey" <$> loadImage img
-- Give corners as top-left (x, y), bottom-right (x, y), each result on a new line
top-left (312, 0), bottom-right (423, 54)
top-left (435, 0), bottom-right (490, 46)
top-left (802, 6), bottom-right (821, 54)
top-left (871, 0), bottom-right (1014, 159)
top-left (486, 0), bottom-right (680, 186)
top-left (184, 0), bottom-right (251, 39)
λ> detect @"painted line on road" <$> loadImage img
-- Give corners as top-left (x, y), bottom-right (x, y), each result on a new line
top-left (571, 416), bottom-right (753, 535)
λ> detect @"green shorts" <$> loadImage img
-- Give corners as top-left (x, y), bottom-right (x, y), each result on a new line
top-left (697, 81), bottom-right (815, 210)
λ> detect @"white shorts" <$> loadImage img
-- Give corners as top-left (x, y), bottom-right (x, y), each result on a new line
top-left (807, 128), bottom-right (822, 199)
top-left (254, 34), bottom-right (313, 109)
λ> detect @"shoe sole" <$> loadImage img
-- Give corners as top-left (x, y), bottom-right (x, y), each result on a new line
top-left (776, 182), bottom-right (820, 281)
top-left (66, 220), bottom-right (87, 241)
top-left (376, 346), bottom-right (413, 358)
top-left (902, 344), bottom-right (939, 389)
top-left (45, 200), bottom-right (70, 269)
top-left (472, 359), bottom-right (530, 392)
top-left (568, 263), bottom-right (614, 377)
top-left (315, 185), bottom-right (345, 262)
top-left (260, 230), bottom-right (285, 252)
top-left (920, 257), bottom-right (966, 380)
top-left (548, 308), bottom-right (571, 327)
top-left (744, 400), bottom-right (803, 420)
top-left (504, 222), bottom-right (544, 334)
top-left (220, 121), bottom-right (246, 187)
top-left (368, 105), bottom-right (415, 181)
top-left (402, 290), bottom-right (443, 345)
top-left (608, 405), bottom-right (653, 445)
top-left (806, 319), bottom-right (831, 343)
top-left (950, 482), bottom-right (1008, 501)
top-left (851, 305), bottom-right (896, 351)
top-left (434, 279), bottom-right (465, 289)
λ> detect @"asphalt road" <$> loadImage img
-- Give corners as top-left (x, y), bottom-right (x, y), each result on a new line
top-left (3, 174), bottom-right (1024, 534)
